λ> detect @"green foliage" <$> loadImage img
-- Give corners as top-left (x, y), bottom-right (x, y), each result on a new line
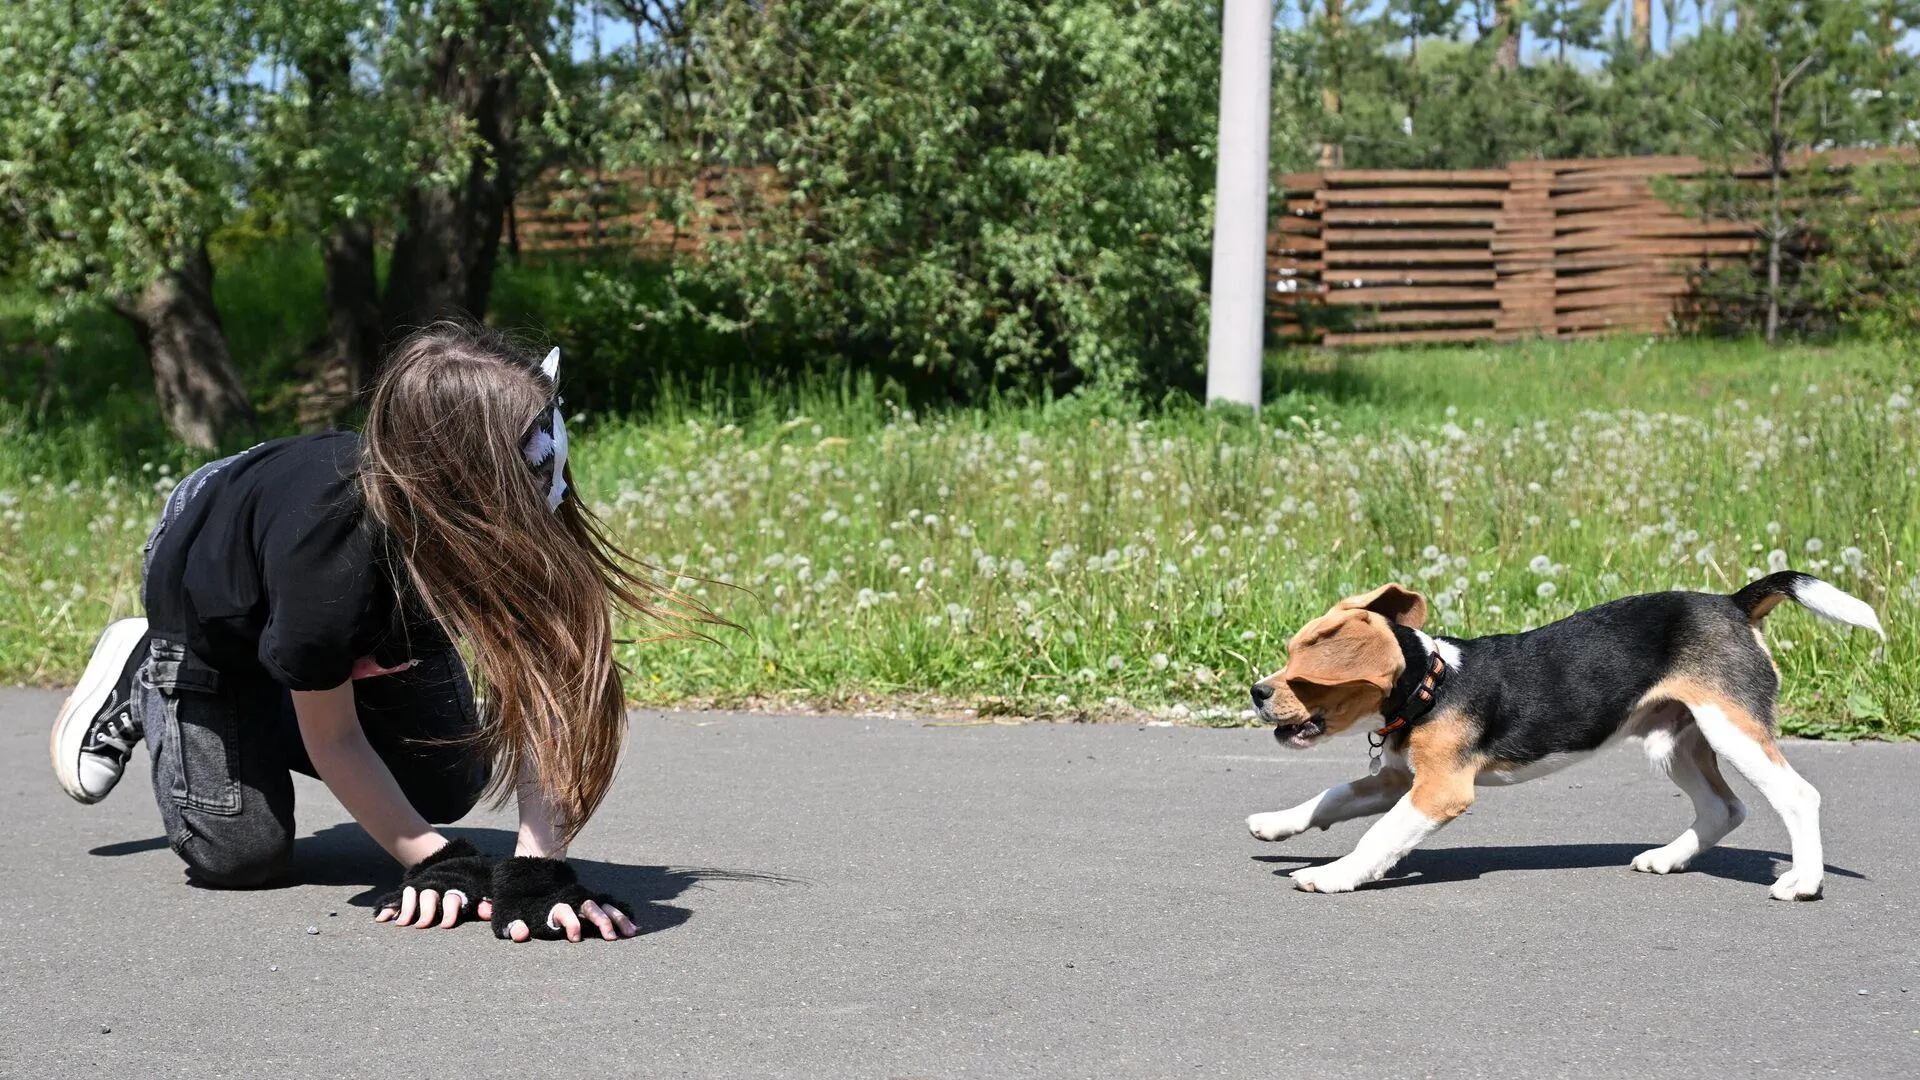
top-left (1658, 1), bottom-right (1920, 338)
top-left (0, 2), bottom-right (257, 324)
top-left (1798, 162), bottom-right (1920, 338)
top-left (1525, 0), bottom-right (1609, 62)
top-left (628, 0), bottom-right (1232, 398)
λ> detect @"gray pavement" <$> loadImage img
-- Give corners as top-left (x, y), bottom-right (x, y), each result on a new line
top-left (2, 686), bottom-right (1916, 1079)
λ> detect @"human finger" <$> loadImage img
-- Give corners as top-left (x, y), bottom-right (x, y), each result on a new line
top-left (438, 890), bottom-right (465, 930)
top-left (508, 919), bottom-right (531, 943)
top-left (412, 889), bottom-right (440, 928)
top-left (578, 899), bottom-right (618, 940)
top-left (607, 906), bottom-right (640, 938)
top-left (394, 885), bottom-right (418, 926)
top-left (550, 903), bottom-right (583, 943)
top-left (477, 898), bottom-right (493, 921)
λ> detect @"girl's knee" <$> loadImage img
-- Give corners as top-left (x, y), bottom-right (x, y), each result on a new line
top-left (172, 824), bottom-right (294, 888)
top-left (407, 764), bottom-right (491, 825)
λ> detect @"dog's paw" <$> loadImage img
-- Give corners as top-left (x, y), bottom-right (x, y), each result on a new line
top-left (1629, 843), bottom-right (1695, 875)
top-left (1769, 870), bottom-right (1823, 901)
top-left (1289, 863), bottom-right (1363, 894)
top-left (1247, 810), bottom-right (1308, 842)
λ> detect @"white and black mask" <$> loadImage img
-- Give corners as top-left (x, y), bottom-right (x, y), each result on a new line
top-left (521, 347), bottom-right (569, 512)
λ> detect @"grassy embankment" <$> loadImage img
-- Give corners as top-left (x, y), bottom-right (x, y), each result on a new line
top-left (4, 335), bottom-right (1914, 737)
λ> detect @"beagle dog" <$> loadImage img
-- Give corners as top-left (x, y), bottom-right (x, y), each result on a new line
top-left (1246, 571), bottom-right (1883, 901)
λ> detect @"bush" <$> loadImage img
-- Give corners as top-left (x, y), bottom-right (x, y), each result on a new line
top-left (630, 0), bottom-right (1231, 399)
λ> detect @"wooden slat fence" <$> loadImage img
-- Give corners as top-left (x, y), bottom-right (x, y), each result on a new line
top-left (511, 167), bottom-right (768, 257)
top-left (1270, 150), bottom-right (1905, 346)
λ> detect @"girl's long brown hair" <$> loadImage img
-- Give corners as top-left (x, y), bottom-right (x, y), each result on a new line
top-left (361, 322), bottom-right (719, 843)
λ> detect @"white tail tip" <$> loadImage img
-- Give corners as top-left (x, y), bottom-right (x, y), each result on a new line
top-left (1790, 578), bottom-right (1886, 639)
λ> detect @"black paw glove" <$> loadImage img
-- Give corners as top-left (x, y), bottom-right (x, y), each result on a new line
top-left (489, 856), bottom-right (631, 941)
top-left (374, 838), bottom-right (494, 922)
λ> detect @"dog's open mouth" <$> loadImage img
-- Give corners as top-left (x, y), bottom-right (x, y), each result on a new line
top-left (1272, 717), bottom-right (1327, 748)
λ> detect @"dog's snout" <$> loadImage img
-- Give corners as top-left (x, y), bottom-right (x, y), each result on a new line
top-left (1250, 683), bottom-right (1275, 708)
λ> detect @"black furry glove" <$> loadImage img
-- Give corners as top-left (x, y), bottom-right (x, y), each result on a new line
top-left (489, 856), bottom-right (630, 940)
top-left (374, 838), bottom-right (494, 921)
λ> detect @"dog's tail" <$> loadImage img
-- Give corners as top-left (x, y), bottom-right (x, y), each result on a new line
top-left (1731, 571), bottom-right (1884, 639)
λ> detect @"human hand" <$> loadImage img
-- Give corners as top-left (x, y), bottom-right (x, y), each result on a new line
top-left (373, 838), bottom-right (495, 930)
top-left (489, 856), bottom-right (640, 943)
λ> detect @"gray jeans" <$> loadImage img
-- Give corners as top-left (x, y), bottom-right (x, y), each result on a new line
top-left (138, 456), bottom-right (489, 887)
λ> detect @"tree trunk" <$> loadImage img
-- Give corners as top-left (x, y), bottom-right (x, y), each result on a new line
top-left (1493, 0), bottom-right (1521, 72)
top-left (112, 246), bottom-right (254, 450)
top-left (382, 2), bottom-right (524, 332)
top-left (1632, 0), bottom-right (1651, 52)
top-left (297, 45), bottom-right (384, 426)
top-left (298, 218), bottom-right (383, 428)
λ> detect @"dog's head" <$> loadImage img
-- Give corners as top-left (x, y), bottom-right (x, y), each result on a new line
top-left (1250, 584), bottom-right (1427, 749)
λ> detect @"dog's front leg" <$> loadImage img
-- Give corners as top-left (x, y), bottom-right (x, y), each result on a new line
top-left (1290, 770), bottom-right (1475, 893)
top-left (1248, 769), bottom-right (1410, 841)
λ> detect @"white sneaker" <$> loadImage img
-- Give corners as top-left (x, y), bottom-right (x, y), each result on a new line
top-left (50, 618), bottom-right (150, 803)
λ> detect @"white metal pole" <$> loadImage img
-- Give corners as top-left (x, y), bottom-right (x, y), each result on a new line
top-left (1205, 0), bottom-right (1272, 410)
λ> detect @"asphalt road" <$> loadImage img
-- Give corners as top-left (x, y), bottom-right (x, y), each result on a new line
top-left (2, 687), bottom-right (1916, 1079)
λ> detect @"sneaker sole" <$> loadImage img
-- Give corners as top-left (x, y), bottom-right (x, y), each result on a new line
top-left (49, 617), bottom-right (149, 803)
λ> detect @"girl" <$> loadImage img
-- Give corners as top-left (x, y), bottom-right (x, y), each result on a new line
top-left (49, 323), bottom-right (711, 943)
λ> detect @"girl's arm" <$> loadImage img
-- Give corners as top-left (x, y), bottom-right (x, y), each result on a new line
top-left (294, 684), bottom-right (478, 929)
top-left (503, 755), bottom-right (638, 942)
top-left (292, 684), bottom-right (445, 865)
top-left (513, 755), bottom-right (566, 859)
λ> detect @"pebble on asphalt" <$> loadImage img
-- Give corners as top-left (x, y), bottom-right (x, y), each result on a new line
top-left (306, 925), bottom-right (319, 935)
top-left (100, 1027), bottom-right (110, 1035)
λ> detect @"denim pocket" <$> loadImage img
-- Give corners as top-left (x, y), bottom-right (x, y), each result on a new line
top-left (149, 642), bottom-right (242, 816)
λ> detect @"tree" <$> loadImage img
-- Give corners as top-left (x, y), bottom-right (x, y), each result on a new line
top-left (380, 1), bottom-right (562, 334)
top-left (1493, 0), bottom-right (1525, 70)
top-left (1667, 0), bottom-right (1920, 340)
top-left (0, 1), bottom-right (258, 449)
top-left (1526, 0), bottom-right (1609, 62)
top-left (252, 1), bottom-right (567, 422)
top-left (633, 0), bottom-right (1228, 396)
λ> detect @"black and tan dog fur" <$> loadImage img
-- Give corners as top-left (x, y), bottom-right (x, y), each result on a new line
top-left (1245, 572), bottom-right (1883, 901)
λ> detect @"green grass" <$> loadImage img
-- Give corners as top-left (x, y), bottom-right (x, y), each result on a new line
top-left (4, 336), bottom-right (1917, 737)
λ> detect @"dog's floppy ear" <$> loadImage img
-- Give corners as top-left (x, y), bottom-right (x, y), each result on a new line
top-left (1285, 611), bottom-right (1401, 693)
top-left (1334, 583), bottom-right (1428, 629)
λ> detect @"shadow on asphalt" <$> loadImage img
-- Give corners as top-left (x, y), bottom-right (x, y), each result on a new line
top-left (1255, 843), bottom-right (1865, 888)
top-left (89, 824), bottom-right (798, 937)
top-left (89, 836), bottom-right (171, 856)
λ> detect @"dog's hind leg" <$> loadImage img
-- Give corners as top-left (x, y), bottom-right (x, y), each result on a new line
top-left (1631, 724), bottom-right (1747, 875)
top-left (1685, 697), bottom-right (1824, 900)
top-left (1248, 768), bottom-right (1410, 842)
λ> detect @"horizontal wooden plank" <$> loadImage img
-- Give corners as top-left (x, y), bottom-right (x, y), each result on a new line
top-left (1322, 326), bottom-right (1507, 346)
top-left (1547, 253), bottom-right (1748, 272)
top-left (1323, 227), bottom-right (1494, 244)
top-left (1318, 187), bottom-right (1508, 207)
top-left (1322, 249), bottom-right (1498, 265)
top-left (1323, 207), bottom-right (1506, 225)
top-left (1557, 286), bottom-right (1690, 307)
top-left (1553, 236), bottom-right (1757, 256)
top-left (1324, 285), bottom-right (1501, 305)
top-left (1554, 268), bottom-right (1695, 293)
top-left (1321, 169), bottom-right (1511, 186)
top-left (1351, 308), bottom-right (1502, 327)
top-left (1324, 268), bottom-right (1496, 284)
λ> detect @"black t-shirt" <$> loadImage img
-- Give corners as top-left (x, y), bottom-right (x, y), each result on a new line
top-left (143, 432), bottom-right (448, 690)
